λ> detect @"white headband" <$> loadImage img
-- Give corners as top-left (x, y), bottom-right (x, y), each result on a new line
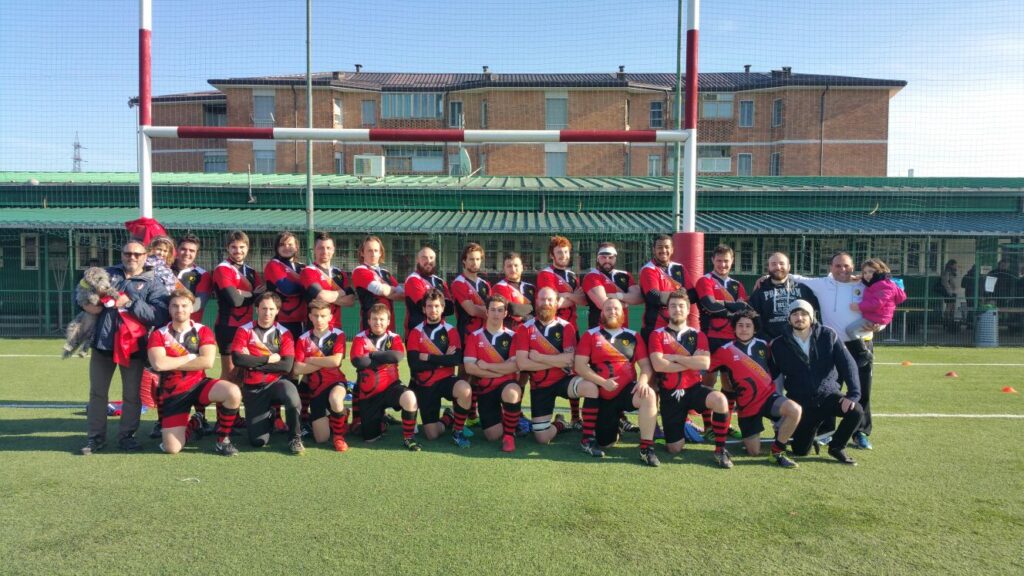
top-left (597, 246), bottom-right (617, 256)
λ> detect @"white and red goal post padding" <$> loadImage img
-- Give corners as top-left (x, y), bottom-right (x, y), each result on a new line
top-left (143, 126), bottom-right (690, 144)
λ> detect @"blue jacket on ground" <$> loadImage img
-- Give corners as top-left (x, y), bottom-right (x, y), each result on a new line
top-left (769, 323), bottom-right (861, 406)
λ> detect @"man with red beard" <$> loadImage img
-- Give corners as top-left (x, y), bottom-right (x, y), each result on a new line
top-left (514, 287), bottom-right (600, 445)
top-left (404, 246), bottom-right (455, 336)
top-left (574, 299), bottom-right (660, 466)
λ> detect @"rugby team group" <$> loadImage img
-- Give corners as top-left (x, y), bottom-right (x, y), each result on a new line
top-left (79, 230), bottom-right (890, 469)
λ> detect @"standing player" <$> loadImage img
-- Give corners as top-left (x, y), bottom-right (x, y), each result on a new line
top-left (173, 234), bottom-right (213, 324)
top-left (708, 310), bottom-right (802, 468)
top-left (212, 230), bottom-right (261, 382)
top-left (574, 299), bottom-right (659, 466)
top-left (350, 303), bottom-right (421, 451)
top-left (648, 290), bottom-right (737, 468)
top-left (351, 235), bottom-right (405, 332)
top-left (404, 246), bottom-right (454, 336)
top-left (292, 301), bottom-right (350, 453)
top-left (463, 295), bottom-right (523, 453)
top-left (492, 252), bottom-right (535, 331)
top-left (450, 242), bottom-right (491, 425)
top-left (300, 232), bottom-right (356, 332)
top-left (264, 231), bottom-right (307, 337)
top-left (639, 234), bottom-right (688, 342)
top-left (536, 236), bottom-right (586, 427)
top-left (406, 289), bottom-right (474, 448)
top-left (515, 287), bottom-right (600, 444)
top-left (147, 289), bottom-right (242, 456)
top-left (582, 242), bottom-right (643, 329)
top-left (230, 292), bottom-right (304, 454)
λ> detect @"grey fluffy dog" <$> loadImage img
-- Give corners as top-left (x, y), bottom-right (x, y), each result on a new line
top-left (63, 267), bottom-right (120, 359)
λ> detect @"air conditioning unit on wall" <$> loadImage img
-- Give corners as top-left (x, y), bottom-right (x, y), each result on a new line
top-left (354, 155), bottom-right (385, 178)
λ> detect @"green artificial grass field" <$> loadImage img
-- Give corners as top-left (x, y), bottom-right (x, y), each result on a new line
top-left (1, 341), bottom-right (1022, 575)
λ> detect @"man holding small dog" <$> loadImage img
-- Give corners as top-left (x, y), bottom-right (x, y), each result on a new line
top-left (80, 239), bottom-right (170, 455)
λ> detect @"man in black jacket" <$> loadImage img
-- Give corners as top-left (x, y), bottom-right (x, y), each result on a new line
top-left (770, 300), bottom-right (863, 465)
top-left (749, 252), bottom-right (819, 340)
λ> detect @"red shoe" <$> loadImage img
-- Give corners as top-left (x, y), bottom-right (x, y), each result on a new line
top-left (501, 434), bottom-right (516, 453)
top-left (332, 436), bottom-right (349, 453)
top-left (273, 416), bottom-right (288, 433)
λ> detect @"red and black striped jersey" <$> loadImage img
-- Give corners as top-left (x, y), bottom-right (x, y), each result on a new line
top-left (230, 322), bottom-right (295, 386)
top-left (582, 268), bottom-right (636, 329)
top-left (404, 271), bottom-right (453, 336)
top-left (350, 330), bottom-right (405, 398)
top-left (464, 326), bottom-right (518, 393)
top-left (695, 272), bottom-right (749, 340)
top-left (351, 264), bottom-right (399, 332)
top-left (212, 261), bottom-right (260, 328)
top-left (147, 321), bottom-right (214, 396)
top-left (708, 339), bottom-right (775, 418)
top-left (174, 265), bottom-right (212, 323)
top-left (639, 260), bottom-right (686, 334)
top-left (512, 317), bottom-right (576, 389)
top-left (264, 257), bottom-right (307, 325)
top-left (492, 278), bottom-right (535, 330)
top-left (406, 321), bottom-right (461, 386)
top-left (299, 264), bottom-right (350, 331)
top-left (536, 266), bottom-right (580, 330)
top-left (294, 328), bottom-right (347, 396)
top-left (451, 274), bottom-right (491, 339)
top-left (648, 325), bottom-right (709, 390)
top-left (576, 326), bottom-right (648, 400)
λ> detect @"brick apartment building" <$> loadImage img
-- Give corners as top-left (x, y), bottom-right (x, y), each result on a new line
top-left (150, 66), bottom-right (905, 177)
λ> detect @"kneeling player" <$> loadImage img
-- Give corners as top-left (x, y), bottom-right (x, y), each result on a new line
top-left (148, 289), bottom-right (241, 456)
top-left (574, 299), bottom-right (659, 465)
top-left (407, 289), bottom-right (474, 447)
top-left (514, 286), bottom-right (598, 444)
top-left (350, 303), bottom-right (421, 451)
top-left (463, 295), bottom-right (522, 453)
top-left (648, 290), bottom-right (734, 468)
top-left (231, 292), bottom-right (304, 454)
top-left (292, 301), bottom-right (350, 452)
top-left (709, 310), bottom-right (801, 468)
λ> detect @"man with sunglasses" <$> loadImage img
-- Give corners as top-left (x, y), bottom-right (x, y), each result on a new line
top-left (80, 239), bottom-right (170, 455)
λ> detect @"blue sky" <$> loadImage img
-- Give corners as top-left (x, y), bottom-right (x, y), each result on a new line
top-left (1, 0), bottom-right (1021, 176)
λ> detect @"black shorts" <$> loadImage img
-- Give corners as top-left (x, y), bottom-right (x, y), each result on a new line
top-left (357, 382), bottom-right (408, 441)
top-left (596, 383), bottom-right (638, 447)
top-left (476, 381), bottom-right (519, 430)
top-left (159, 378), bottom-right (219, 428)
top-left (707, 337), bottom-right (730, 353)
top-left (530, 375), bottom-right (574, 420)
top-left (658, 385), bottom-right (714, 444)
top-left (412, 376), bottom-right (461, 425)
top-left (309, 382), bottom-right (346, 421)
top-left (215, 324), bottom-right (238, 355)
top-left (738, 392), bottom-right (787, 439)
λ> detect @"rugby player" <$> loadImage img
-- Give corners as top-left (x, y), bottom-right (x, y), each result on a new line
top-left (212, 230), bottom-right (261, 382)
top-left (404, 246), bottom-right (454, 336)
top-left (292, 300), bottom-right (350, 452)
top-left (574, 299), bottom-right (659, 466)
top-left (147, 288), bottom-right (241, 456)
top-left (491, 252), bottom-right (535, 331)
top-left (299, 231), bottom-right (355, 332)
top-left (708, 310), bottom-right (801, 468)
top-left (263, 231), bottom-right (307, 337)
top-left (351, 235), bottom-right (405, 332)
top-left (230, 292), bottom-right (304, 454)
top-left (406, 289), bottom-right (473, 448)
top-left (536, 236), bottom-right (585, 426)
top-left (350, 303), bottom-right (421, 451)
top-left (463, 295), bottom-right (522, 453)
top-left (638, 234), bottom-right (688, 342)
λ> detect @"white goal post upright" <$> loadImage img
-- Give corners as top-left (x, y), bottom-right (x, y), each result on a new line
top-left (138, 0), bottom-right (153, 218)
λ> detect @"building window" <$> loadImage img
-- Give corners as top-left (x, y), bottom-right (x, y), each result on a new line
top-left (21, 233), bottom-right (39, 270)
top-left (738, 100), bottom-right (754, 128)
top-left (383, 146), bottom-right (444, 173)
top-left (700, 93), bottom-right (733, 120)
top-left (333, 98), bottom-right (343, 128)
top-left (769, 152), bottom-right (781, 176)
top-left (647, 155), bottom-right (662, 176)
top-left (625, 99), bottom-right (631, 129)
top-left (545, 97), bottom-right (568, 129)
top-left (545, 152), bottom-right (567, 176)
top-left (381, 92), bottom-right (443, 119)
top-left (254, 150), bottom-right (276, 174)
top-left (334, 152), bottom-right (344, 174)
top-left (204, 152), bottom-right (227, 173)
top-left (253, 94), bottom-right (275, 127)
top-left (737, 153), bottom-right (752, 176)
top-left (480, 100), bottom-right (488, 128)
top-left (649, 101), bottom-right (664, 128)
top-left (361, 100), bottom-right (376, 126)
top-left (75, 233), bottom-right (113, 270)
top-left (772, 98), bottom-right (784, 127)
top-left (698, 146), bottom-right (731, 173)
top-left (203, 103), bottom-right (227, 127)
top-left (448, 101), bottom-right (464, 128)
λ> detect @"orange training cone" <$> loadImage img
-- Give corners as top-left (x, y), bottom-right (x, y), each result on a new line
top-left (945, 371), bottom-right (958, 378)
top-left (1002, 386), bottom-right (1018, 394)
top-left (901, 361), bottom-right (912, 366)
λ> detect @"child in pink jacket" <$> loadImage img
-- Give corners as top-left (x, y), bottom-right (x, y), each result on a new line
top-left (847, 257), bottom-right (907, 340)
